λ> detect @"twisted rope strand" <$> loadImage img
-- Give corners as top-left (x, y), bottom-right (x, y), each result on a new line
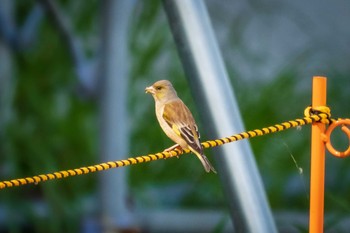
top-left (0, 112), bottom-right (333, 189)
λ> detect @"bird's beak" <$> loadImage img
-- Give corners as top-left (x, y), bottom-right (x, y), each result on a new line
top-left (145, 86), bottom-right (155, 94)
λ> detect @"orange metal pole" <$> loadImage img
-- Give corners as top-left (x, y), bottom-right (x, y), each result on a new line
top-left (309, 76), bottom-right (327, 233)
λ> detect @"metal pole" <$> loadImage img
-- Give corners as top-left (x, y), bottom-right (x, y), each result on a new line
top-left (98, 0), bottom-right (134, 231)
top-left (309, 76), bottom-right (327, 233)
top-left (162, 1), bottom-right (277, 232)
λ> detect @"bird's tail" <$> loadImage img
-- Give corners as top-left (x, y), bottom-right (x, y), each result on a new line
top-left (193, 150), bottom-right (217, 173)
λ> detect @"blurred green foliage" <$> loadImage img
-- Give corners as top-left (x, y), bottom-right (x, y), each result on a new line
top-left (1, 1), bottom-right (98, 232)
top-left (1, 1), bottom-right (350, 232)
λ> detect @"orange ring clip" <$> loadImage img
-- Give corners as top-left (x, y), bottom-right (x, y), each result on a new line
top-left (323, 119), bottom-right (350, 158)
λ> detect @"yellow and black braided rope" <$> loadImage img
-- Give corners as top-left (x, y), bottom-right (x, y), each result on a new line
top-left (0, 111), bottom-right (333, 190)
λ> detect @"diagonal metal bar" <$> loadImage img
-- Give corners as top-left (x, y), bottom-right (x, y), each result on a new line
top-left (162, 1), bottom-right (277, 232)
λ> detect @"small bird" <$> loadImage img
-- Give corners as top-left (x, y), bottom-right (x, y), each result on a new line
top-left (145, 80), bottom-right (216, 173)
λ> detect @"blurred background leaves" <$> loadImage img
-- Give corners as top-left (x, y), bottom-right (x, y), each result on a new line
top-left (0, 0), bottom-right (350, 232)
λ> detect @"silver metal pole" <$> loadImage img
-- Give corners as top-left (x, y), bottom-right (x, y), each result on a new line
top-left (98, 0), bottom-right (134, 231)
top-left (163, 1), bottom-right (277, 232)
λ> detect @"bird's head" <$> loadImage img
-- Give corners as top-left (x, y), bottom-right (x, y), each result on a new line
top-left (145, 80), bottom-right (178, 102)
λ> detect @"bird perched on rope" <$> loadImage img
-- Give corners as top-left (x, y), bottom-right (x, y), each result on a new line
top-left (145, 80), bottom-right (216, 173)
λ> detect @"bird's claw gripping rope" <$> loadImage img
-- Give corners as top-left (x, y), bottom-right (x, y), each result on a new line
top-left (0, 106), bottom-right (348, 190)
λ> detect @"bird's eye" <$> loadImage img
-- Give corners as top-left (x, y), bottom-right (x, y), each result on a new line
top-left (156, 86), bottom-right (162, 90)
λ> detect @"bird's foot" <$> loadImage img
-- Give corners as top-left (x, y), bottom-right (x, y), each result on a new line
top-left (163, 144), bottom-right (182, 158)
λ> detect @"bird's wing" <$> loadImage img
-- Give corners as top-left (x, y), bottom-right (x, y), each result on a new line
top-left (162, 100), bottom-right (202, 153)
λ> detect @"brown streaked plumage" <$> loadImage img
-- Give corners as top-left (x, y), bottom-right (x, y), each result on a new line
top-left (145, 80), bottom-right (216, 173)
